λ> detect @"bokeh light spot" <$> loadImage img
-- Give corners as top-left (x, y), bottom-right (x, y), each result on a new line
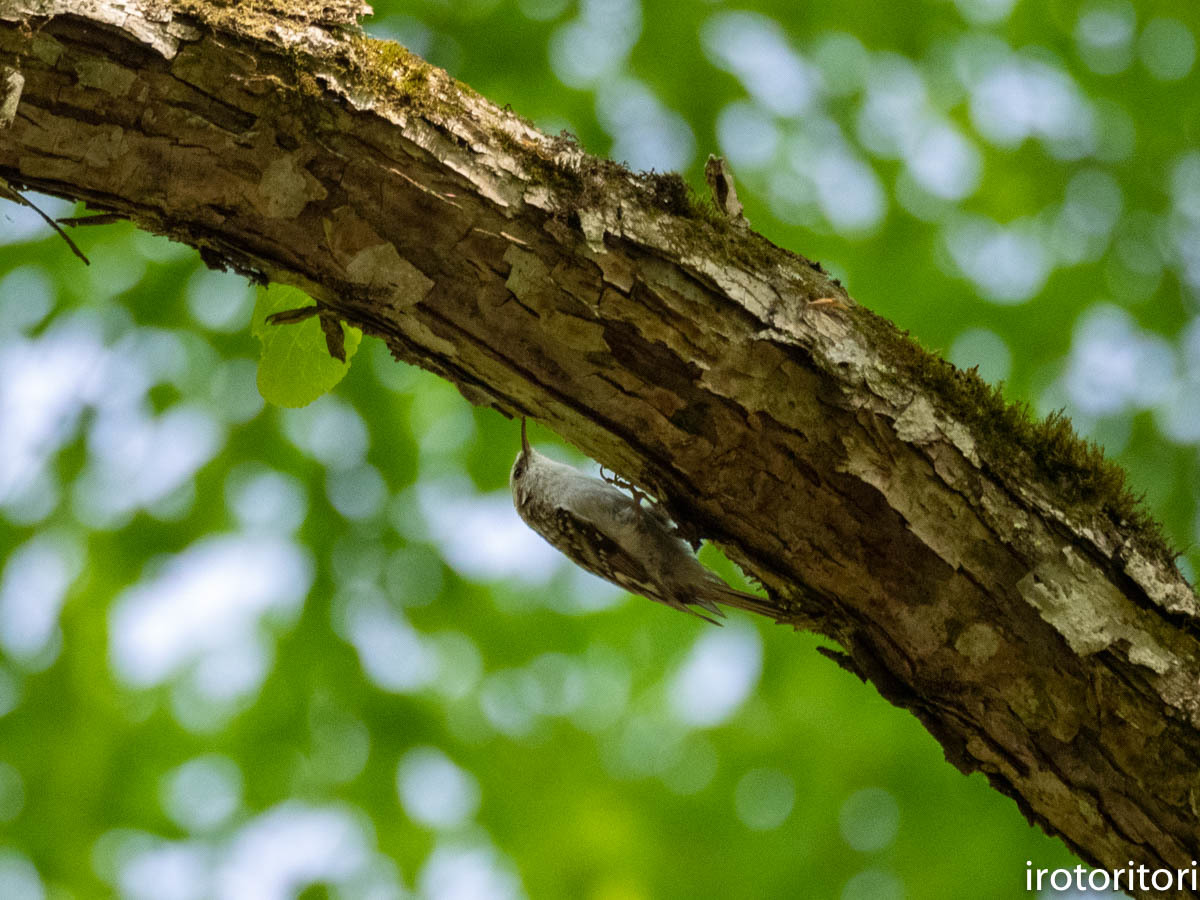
top-left (397, 746), bottom-right (481, 829)
top-left (839, 787), bottom-right (900, 852)
top-left (160, 754), bottom-right (243, 833)
top-left (668, 623), bottom-right (762, 728)
top-left (734, 768), bottom-right (795, 831)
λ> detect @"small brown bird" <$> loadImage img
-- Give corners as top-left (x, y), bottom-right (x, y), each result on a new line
top-left (509, 420), bottom-right (773, 623)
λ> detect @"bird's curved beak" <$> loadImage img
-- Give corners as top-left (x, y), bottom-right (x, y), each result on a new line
top-left (520, 417), bottom-right (530, 455)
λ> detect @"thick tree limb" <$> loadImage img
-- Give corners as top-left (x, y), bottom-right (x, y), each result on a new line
top-left (2, 1), bottom-right (1198, 890)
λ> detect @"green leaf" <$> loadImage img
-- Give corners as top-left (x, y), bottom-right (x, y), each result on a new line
top-left (251, 284), bottom-right (362, 408)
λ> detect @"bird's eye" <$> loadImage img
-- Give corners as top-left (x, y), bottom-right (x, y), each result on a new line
top-left (514, 460), bottom-right (525, 479)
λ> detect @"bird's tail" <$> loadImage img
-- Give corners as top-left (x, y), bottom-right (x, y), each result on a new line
top-left (661, 581), bottom-right (776, 626)
top-left (700, 583), bottom-right (778, 621)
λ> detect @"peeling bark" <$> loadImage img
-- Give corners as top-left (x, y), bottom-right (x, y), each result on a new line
top-left (1, 1), bottom-right (1198, 892)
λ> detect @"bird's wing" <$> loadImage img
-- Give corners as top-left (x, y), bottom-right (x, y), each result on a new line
top-left (550, 506), bottom-right (650, 591)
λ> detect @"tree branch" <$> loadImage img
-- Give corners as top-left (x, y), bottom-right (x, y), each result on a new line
top-left (2, 1), bottom-right (1198, 889)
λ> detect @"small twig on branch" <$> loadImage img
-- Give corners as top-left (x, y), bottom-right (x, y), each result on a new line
top-left (0, 177), bottom-right (89, 265)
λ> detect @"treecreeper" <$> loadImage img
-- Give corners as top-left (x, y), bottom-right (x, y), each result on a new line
top-left (509, 420), bottom-right (773, 623)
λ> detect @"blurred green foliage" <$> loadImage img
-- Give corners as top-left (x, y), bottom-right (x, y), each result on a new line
top-left (2, 0), bottom-right (1199, 897)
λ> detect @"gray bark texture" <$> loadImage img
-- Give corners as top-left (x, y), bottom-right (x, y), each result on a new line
top-left (1, 1), bottom-right (1198, 892)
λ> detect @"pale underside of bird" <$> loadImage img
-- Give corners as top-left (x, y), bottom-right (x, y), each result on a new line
top-left (509, 420), bottom-right (774, 624)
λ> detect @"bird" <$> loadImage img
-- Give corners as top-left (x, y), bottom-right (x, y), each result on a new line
top-left (509, 419), bottom-right (775, 624)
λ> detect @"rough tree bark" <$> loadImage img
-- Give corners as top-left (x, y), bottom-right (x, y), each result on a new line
top-left (1, 1), bottom-right (1198, 893)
